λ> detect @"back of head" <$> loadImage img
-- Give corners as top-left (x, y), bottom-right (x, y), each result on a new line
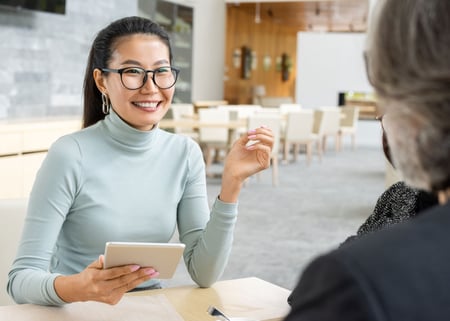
top-left (82, 16), bottom-right (172, 128)
top-left (367, 0), bottom-right (450, 193)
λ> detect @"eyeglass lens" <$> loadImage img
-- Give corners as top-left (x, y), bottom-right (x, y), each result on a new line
top-left (121, 67), bottom-right (177, 90)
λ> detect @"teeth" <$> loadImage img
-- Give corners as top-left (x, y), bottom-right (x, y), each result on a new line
top-left (134, 102), bottom-right (158, 108)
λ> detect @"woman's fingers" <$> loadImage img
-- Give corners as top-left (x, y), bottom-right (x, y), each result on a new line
top-left (84, 262), bottom-right (159, 304)
top-left (246, 126), bottom-right (274, 149)
top-left (102, 265), bottom-right (158, 287)
top-left (101, 264), bottom-right (141, 280)
top-left (114, 268), bottom-right (160, 292)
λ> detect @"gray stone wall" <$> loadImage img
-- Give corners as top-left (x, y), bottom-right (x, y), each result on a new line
top-left (0, 0), bottom-right (137, 120)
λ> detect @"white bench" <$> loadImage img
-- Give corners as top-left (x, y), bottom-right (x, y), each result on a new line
top-left (0, 198), bottom-right (27, 305)
top-left (0, 118), bottom-right (81, 199)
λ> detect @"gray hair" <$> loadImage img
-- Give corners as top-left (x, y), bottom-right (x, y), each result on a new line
top-left (367, 0), bottom-right (450, 192)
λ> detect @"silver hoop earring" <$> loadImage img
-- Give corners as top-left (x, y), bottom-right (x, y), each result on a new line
top-left (101, 93), bottom-right (110, 115)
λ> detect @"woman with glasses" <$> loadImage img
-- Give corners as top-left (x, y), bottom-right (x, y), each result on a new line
top-left (285, 0), bottom-right (450, 320)
top-left (7, 16), bottom-right (274, 306)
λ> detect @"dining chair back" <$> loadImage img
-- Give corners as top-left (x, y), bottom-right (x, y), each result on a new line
top-left (217, 105), bottom-right (262, 137)
top-left (282, 110), bottom-right (321, 164)
top-left (313, 107), bottom-right (341, 152)
top-left (338, 106), bottom-right (360, 150)
top-left (170, 103), bottom-right (198, 140)
top-left (247, 114), bottom-right (282, 186)
top-left (198, 108), bottom-right (230, 176)
top-left (217, 104), bottom-right (262, 120)
top-left (255, 108), bottom-right (281, 116)
top-left (279, 103), bottom-right (302, 116)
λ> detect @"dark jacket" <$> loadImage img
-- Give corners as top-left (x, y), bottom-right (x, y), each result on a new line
top-left (284, 201), bottom-right (450, 321)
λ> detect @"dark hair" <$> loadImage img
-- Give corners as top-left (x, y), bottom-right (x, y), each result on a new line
top-left (82, 16), bottom-right (173, 128)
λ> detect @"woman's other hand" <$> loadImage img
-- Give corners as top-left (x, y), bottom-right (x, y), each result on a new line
top-left (219, 126), bottom-right (274, 202)
top-left (54, 255), bottom-right (159, 304)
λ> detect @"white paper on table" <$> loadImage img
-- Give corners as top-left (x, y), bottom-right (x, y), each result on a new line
top-left (0, 294), bottom-right (184, 321)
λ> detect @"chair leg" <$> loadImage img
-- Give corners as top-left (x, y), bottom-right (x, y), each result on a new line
top-left (283, 142), bottom-right (289, 163)
top-left (351, 133), bottom-right (356, 150)
top-left (205, 146), bottom-right (214, 177)
top-left (337, 132), bottom-right (342, 152)
top-left (293, 144), bottom-right (300, 162)
top-left (317, 140), bottom-right (323, 162)
top-left (306, 142), bottom-right (312, 165)
top-left (272, 156), bottom-right (279, 186)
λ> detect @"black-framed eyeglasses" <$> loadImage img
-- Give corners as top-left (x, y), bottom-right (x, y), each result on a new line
top-left (363, 50), bottom-right (374, 86)
top-left (376, 114), bottom-right (390, 132)
top-left (376, 114), bottom-right (384, 127)
top-left (101, 66), bottom-right (180, 90)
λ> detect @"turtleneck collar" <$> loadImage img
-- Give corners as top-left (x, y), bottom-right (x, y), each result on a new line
top-left (101, 108), bottom-right (159, 152)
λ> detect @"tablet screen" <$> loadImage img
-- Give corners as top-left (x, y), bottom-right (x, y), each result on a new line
top-left (103, 242), bottom-right (185, 279)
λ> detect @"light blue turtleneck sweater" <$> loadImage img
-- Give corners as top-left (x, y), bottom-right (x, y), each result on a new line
top-left (7, 110), bottom-right (238, 305)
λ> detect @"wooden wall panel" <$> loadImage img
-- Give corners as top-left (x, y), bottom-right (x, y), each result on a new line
top-left (224, 4), bottom-right (298, 104)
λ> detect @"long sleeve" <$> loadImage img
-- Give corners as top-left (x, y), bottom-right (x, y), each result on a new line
top-left (7, 136), bottom-right (81, 305)
top-left (7, 110), bottom-right (239, 305)
top-left (176, 141), bottom-right (237, 287)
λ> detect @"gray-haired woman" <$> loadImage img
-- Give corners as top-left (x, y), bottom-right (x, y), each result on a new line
top-left (285, 0), bottom-right (450, 319)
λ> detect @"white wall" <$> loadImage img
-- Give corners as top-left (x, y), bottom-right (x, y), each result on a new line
top-left (296, 32), bottom-right (371, 109)
top-left (192, 0), bottom-right (225, 101)
top-left (168, 0), bottom-right (226, 101)
top-left (295, 32), bottom-right (381, 147)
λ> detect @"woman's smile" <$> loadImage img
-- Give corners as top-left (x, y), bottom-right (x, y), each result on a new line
top-left (132, 100), bottom-right (161, 111)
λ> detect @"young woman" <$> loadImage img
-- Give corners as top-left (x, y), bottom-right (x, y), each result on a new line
top-left (7, 16), bottom-right (274, 306)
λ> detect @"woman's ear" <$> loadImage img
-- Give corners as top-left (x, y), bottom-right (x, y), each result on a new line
top-left (93, 68), bottom-right (107, 94)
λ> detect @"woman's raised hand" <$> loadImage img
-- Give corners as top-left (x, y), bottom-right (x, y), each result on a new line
top-left (219, 126), bottom-right (274, 202)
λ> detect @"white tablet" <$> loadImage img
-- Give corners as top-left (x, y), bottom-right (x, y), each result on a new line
top-left (103, 242), bottom-right (185, 279)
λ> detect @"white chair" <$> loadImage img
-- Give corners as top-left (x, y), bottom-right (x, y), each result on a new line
top-left (247, 114), bottom-right (282, 186)
top-left (279, 103), bottom-right (302, 116)
top-left (282, 110), bottom-right (321, 164)
top-left (217, 104), bottom-right (262, 120)
top-left (259, 96), bottom-right (294, 108)
top-left (338, 106), bottom-right (360, 150)
top-left (170, 103), bottom-right (199, 141)
top-left (198, 108), bottom-right (230, 177)
top-left (255, 108), bottom-right (281, 116)
top-left (313, 107), bottom-right (341, 153)
top-left (217, 104), bottom-right (262, 138)
top-left (171, 103), bottom-right (195, 120)
top-left (252, 85), bottom-right (266, 105)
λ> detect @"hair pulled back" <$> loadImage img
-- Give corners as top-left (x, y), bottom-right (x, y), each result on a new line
top-left (82, 16), bottom-right (172, 128)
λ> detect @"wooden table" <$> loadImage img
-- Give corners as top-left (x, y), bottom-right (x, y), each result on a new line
top-left (0, 277), bottom-right (291, 321)
top-left (132, 277), bottom-right (291, 321)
